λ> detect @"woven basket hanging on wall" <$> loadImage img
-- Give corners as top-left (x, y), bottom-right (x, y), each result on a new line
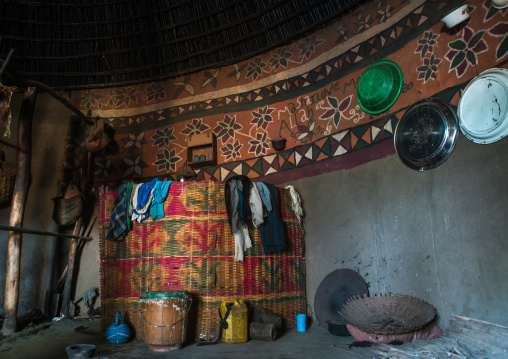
top-left (0, 151), bottom-right (16, 206)
top-left (52, 182), bottom-right (84, 226)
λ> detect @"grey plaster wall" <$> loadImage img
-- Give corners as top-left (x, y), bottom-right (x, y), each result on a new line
top-left (287, 135), bottom-right (508, 329)
top-left (0, 92), bottom-right (101, 318)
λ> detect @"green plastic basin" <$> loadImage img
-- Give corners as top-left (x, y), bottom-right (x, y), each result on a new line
top-left (357, 60), bottom-right (403, 115)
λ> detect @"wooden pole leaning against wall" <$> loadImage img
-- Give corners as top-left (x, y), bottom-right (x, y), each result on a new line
top-left (60, 135), bottom-right (90, 318)
top-left (2, 87), bottom-right (37, 335)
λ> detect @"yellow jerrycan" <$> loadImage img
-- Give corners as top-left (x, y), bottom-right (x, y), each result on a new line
top-left (220, 300), bottom-right (248, 344)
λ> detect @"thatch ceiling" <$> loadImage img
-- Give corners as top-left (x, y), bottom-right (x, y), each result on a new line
top-left (0, 0), bottom-right (367, 90)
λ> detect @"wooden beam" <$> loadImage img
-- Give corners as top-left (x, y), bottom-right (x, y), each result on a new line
top-left (0, 58), bottom-right (93, 126)
top-left (60, 146), bottom-right (89, 318)
top-left (2, 87), bottom-right (37, 335)
top-left (0, 225), bottom-right (92, 242)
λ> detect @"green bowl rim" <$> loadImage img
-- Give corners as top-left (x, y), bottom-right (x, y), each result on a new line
top-left (140, 290), bottom-right (191, 300)
top-left (356, 60), bottom-right (403, 115)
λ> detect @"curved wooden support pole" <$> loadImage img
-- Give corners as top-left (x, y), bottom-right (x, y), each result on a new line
top-left (2, 87), bottom-right (37, 335)
top-left (0, 58), bottom-right (93, 126)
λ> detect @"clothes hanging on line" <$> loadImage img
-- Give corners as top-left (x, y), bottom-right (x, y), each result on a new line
top-left (225, 175), bottom-right (265, 261)
top-left (150, 180), bottom-right (173, 220)
top-left (132, 178), bottom-right (158, 223)
top-left (258, 182), bottom-right (285, 254)
top-left (107, 183), bottom-right (129, 241)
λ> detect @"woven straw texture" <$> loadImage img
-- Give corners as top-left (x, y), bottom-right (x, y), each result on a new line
top-left (0, 160), bottom-right (16, 205)
top-left (99, 181), bottom-right (306, 341)
top-left (340, 293), bottom-right (436, 335)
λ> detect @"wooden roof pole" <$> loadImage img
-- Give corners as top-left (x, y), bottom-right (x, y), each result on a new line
top-left (60, 137), bottom-right (90, 318)
top-left (0, 58), bottom-right (94, 126)
top-left (2, 87), bottom-right (37, 335)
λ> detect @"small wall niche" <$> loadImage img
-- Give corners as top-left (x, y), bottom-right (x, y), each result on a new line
top-left (187, 132), bottom-right (217, 168)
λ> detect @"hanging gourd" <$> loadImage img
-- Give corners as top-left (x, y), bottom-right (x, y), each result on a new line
top-left (85, 118), bottom-right (112, 153)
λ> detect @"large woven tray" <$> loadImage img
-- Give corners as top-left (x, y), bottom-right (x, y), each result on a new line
top-left (340, 293), bottom-right (436, 335)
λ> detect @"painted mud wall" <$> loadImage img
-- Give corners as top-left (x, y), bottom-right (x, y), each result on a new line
top-left (1, 0), bottom-right (507, 328)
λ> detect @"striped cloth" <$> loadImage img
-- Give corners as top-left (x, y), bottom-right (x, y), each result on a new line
top-left (106, 183), bottom-right (128, 241)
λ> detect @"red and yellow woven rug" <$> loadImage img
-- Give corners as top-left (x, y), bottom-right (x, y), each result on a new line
top-left (99, 181), bottom-right (306, 341)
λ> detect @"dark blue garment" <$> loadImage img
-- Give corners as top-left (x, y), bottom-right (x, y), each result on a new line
top-left (107, 183), bottom-right (128, 241)
top-left (259, 183), bottom-right (285, 253)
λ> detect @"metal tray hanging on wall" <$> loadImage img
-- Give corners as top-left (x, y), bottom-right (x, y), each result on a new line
top-left (394, 98), bottom-right (459, 171)
top-left (458, 67), bottom-right (508, 144)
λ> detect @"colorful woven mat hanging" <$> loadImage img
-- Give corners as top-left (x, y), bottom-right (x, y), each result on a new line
top-left (99, 181), bottom-right (306, 341)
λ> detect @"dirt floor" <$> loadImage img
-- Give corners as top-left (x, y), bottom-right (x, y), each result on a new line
top-left (0, 318), bottom-right (375, 359)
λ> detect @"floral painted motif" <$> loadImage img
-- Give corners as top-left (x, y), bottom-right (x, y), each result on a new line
top-left (335, 22), bottom-right (350, 44)
top-left (180, 118), bottom-right (211, 137)
top-left (488, 22), bottom-right (508, 59)
top-left (123, 132), bottom-right (146, 150)
top-left (144, 82), bottom-right (166, 103)
top-left (122, 155), bottom-right (146, 177)
top-left (356, 13), bottom-right (373, 33)
top-left (319, 95), bottom-right (352, 128)
top-left (298, 34), bottom-right (325, 60)
top-left (78, 89), bottom-right (105, 110)
top-left (153, 148), bottom-right (181, 172)
top-left (417, 55), bottom-right (443, 83)
top-left (221, 139), bottom-right (243, 161)
top-left (64, 137), bottom-right (84, 156)
top-left (152, 127), bottom-right (177, 150)
top-left (269, 48), bottom-right (293, 71)
top-left (295, 120), bottom-right (317, 142)
top-left (483, 0), bottom-right (508, 22)
top-left (213, 115), bottom-right (242, 144)
top-left (376, 3), bottom-right (392, 23)
top-left (249, 132), bottom-right (270, 156)
top-left (108, 87), bottom-right (138, 107)
top-left (93, 158), bottom-right (112, 178)
top-left (62, 157), bottom-right (81, 172)
top-left (445, 27), bottom-right (488, 78)
top-left (227, 63), bottom-right (248, 81)
top-left (415, 31), bottom-right (439, 58)
top-left (173, 75), bottom-right (195, 98)
top-left (251, 105), bottom-right (274, 130)
top-left (201, 69), bottom-right (220, 89)
top-left (246, 57), bottom-right (267, 81)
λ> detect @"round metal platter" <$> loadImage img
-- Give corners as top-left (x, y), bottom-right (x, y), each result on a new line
top-left (458, 68), bottom-right (508, 144)
top-left (394, 98), bottom-right (459, 171)
top-left (314, 269), bottom-right (368, 332)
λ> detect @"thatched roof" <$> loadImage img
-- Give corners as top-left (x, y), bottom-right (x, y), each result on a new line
top-left (0, 0), bottom-right (367, 90)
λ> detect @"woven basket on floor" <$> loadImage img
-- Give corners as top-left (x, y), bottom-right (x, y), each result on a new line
top-left (340, 293), bottom-right (436, 335)
top-left (0, 160), bottom-right (16, 205)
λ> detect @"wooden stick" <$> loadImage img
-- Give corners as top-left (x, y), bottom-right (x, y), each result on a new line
top-left (0, 138), bottom-right (20, 151)
top-left (2, 87), bottom-right (37, 335)
top-left (60, 146), bottom-right (89, 318)
top-left (0, 225), bottom-right (92, 241)
top-left (0, 48), bottom-right (15, 78)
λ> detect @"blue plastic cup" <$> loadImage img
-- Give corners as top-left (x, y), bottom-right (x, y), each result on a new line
top-left (296, 314), bottom-right (306, 332)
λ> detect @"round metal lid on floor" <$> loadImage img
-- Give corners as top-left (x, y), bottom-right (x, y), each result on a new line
top-left (314, 268), bottom-right (369, 332)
